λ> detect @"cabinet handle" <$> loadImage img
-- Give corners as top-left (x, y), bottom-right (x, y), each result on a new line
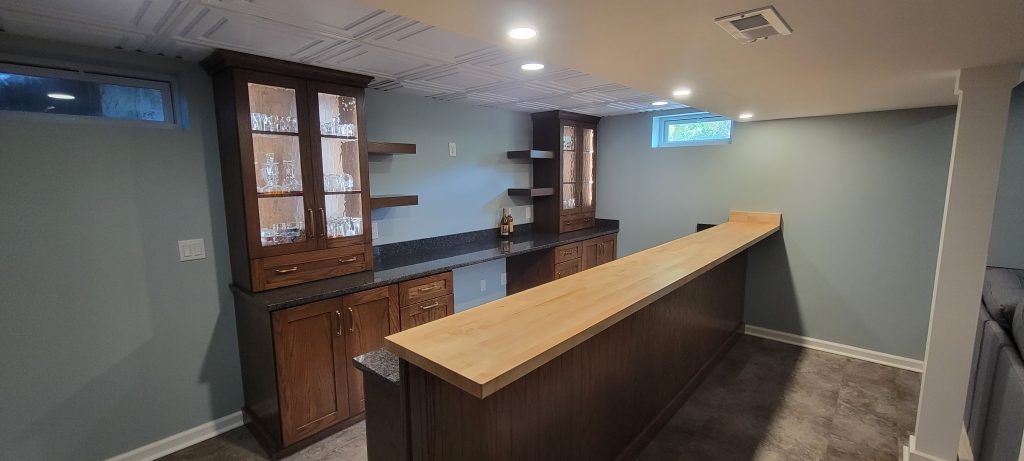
top-left (275, 267), bottom-right (299, 274)
top-left (561, 250), bottom-right (573, 255)
top-left (419, 301), bottom-right (441, 310)
top-left (565, 220), bottom-right (574, 225)
top-left (335, 310), bottom-right (342, 336)
top-left (347, 307), bottom-right (355, 333)
top-left (320, 208), bottom-right (327, 238)
top-left (339, 257), bottom-right (358, 263)
top-left (416, 284), bottom-right (440, 292)
top-left (307, 209), bottom-right (316, 237)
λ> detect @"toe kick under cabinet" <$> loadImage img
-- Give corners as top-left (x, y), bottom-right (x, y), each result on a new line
top-left (233, 272), bottom-right (453, 457)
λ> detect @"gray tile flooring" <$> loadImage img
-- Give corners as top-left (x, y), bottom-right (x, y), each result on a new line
top-left (161, 336), bottom-right (919, 461)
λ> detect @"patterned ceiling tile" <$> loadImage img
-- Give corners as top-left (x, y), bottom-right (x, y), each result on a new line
top-left (0, 0), bottom-right (697, 117)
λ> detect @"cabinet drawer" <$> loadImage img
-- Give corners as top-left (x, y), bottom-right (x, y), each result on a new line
top-left (255, 245), bottom-right (368, 291)
top-left (559, 213), bottom-right (595, 233)
top-left (398, 272), bottom-right (452, 306)
top-left (554, 259), bottom-right (582, 279)
top-left (400, 294), bottom-right (454, 331)
top-left (554, 243), bottom-right (581, 263)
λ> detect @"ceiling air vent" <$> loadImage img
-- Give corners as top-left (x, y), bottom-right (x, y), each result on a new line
top-left (715, 6), bottom-right (792, 43)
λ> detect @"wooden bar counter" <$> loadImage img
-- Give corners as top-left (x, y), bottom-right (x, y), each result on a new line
top-left (369, 211), bottom-right (781, 461)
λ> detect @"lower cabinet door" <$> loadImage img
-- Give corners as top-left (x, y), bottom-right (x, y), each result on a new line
top-left (344, 285), bottom-right (399, 414)
top-left (272, 299), bottom-right (351, 446)
top-left (582, 235), bottom-right (617, 270)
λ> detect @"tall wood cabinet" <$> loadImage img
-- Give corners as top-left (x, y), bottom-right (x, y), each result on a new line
top-left (203, 51), bottom-right (374, 291)
top-left (530, 110), bottom-right (601, 233)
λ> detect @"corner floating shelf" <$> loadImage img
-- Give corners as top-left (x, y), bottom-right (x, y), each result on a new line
top-left (507, 187), bottom-right (554, 197)
top-left (507, 150), bottom-right (555, 159)
top-left (256, 191), bottom-right (303, 198)
top-left (370, 194), bottom-right (419, 209)
top-left (368, 141), bottom-right (417, 155)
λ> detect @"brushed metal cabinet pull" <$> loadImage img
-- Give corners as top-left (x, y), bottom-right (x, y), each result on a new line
top-left (339, 257), bottom-right (358, 263)
top-left (275, 267), bottom-right (299, 274)
top-left (416, 284), bottom-right (439, 292)
top-left (347, 307), bottom-right (355, 333)
top-left (307, 209), bottom-right (316, 237)
top-left (320, 208), bottom-right (327, 238)
top-left (420, 301), bottom-right (441, 310)
top-left (335, 310), bottom-right (342, 336)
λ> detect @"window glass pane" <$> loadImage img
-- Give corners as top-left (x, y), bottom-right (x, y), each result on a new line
top-left (666, 119), bottom-right (732, 143)
top-left (0, 71), bottom-right (168, 122)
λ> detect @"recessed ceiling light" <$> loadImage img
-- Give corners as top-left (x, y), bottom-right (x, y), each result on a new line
top-left (739, 112), bottom-right (754, 119)
top-left (508, 27), bottom-right (537, 40)
top-left (651, 101), bottom-right (668, 106)
top-left (521, 63), bottom-right (545, 71)
top-left (672, 88), bottom-right (692, 96)
top-left (47, 93), bottom-right (75, 100)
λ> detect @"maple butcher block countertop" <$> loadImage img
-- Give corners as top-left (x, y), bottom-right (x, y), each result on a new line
top-left (384, 211), bottom-right (782, 399)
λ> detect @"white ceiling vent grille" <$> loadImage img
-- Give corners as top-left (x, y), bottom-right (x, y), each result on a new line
top-left (715, 6), bottom-right (792, 43)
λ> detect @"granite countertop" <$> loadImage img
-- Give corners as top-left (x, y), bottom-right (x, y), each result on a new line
top-left (232, 219), bottom-right (619, 311)
top-left (353, 348), bottom-right (400, 385)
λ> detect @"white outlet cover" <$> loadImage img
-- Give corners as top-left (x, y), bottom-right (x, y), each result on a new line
top-left (178, 238), bottom-right (206, 261)
top-left (480, 279), bottom-right (486, 291)
top-left (501, 273), bottom-right (507, 286)
top-left (524, 206), bottom-right (532, 220)
top-left (448, 142), bottom-right (457, 157)
top-left (371, 221), bottom-right (379, 239)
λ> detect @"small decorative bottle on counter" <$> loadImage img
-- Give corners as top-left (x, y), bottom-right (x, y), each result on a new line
top-left (499, 208), bottom-right (510, 238)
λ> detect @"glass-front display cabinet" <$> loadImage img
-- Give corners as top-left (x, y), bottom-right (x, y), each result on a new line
top-left (203, 51), bottom-right (374, 291)
top-left (530, 110), bottom-right (601, 233)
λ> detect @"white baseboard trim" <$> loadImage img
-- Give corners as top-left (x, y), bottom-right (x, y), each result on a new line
top-left (106, 411), bottom-right (244, 461)
top-left (744, 325), bottom-right (924, 373)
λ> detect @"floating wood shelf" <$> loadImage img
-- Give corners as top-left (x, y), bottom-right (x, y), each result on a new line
top-left (256, 191), bottom-right (303, 198)
top-left (507, 150), bottom-right (555, 160)
top-left (368, 141), bottom-right (417, 155)
top-left (507, 188), bottom-right (554, 197)
top-left (251, 130), bottom-right (299, 137)
top-left (370, 194), bottom-right (419, 209)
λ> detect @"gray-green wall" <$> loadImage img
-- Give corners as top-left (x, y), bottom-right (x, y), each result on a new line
top-left (0, 35), bottom-right (531, 460)
top-left (597, 107), bottom-right (957, 360)
top-left (989, 83), bottom-right (1024, 269)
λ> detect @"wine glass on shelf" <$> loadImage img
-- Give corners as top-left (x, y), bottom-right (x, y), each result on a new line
top-left (260, 153), bottom-right (281, 193)
top-left (281, 157), bottom-right (301, 192)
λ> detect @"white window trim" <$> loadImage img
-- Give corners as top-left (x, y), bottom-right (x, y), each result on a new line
top-left (652, 111), bottom-right (733, 148)
top-left (0, 59), bottom-right (180, 128)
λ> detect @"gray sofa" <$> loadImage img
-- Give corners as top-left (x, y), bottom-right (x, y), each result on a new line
top-left (964, 267), bottom-right (1024, 461)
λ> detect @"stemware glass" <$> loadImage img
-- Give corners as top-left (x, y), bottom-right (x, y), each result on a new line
top-left (260, 152), bottom-right (281, 193)
top-left (281, 157), bottom-right (301, 191)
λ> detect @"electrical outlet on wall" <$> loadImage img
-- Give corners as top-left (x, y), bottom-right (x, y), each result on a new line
top-left (448, 142), bottom-right (457, 157)
top-left (480, 279), bottom-right (486, 291)
top-left (371, 221), bottom-right (379, 239)
top-left (524, 206), bottom-right (532, 220)
top-left (178, 238), bottom-right (206, 261)
top-left (501, 273), bottom-right (507, 286)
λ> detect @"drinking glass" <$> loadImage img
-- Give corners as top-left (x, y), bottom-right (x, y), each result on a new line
top-left (341, 172), bottom-right (354, 191)
top-left (260, 153), bottom-right (280, 193)
top-left (272, 223), bottom-right (287, 245)
top-left (281, 158), bottom-right (301, 191)
top-left (251, 113), bottom-right (261, 131)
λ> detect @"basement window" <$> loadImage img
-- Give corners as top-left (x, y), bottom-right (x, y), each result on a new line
top-left (652, 112), bottom-right (733, 148)
top-left (0, 62), bottom-right (176, 126)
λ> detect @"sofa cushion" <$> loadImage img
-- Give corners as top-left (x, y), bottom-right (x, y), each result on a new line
top-left (982, 268), bottom-right (1024, 329)
top-left (1015, 299), bottom-right (1024, 360)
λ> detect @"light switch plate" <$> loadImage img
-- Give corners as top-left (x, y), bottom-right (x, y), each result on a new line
top-left (448, 142), bottom-right (456, 157)
top-left (480, 279), bottom-right (486, 291)
top-left (371, 221), bottom-right (379, 239)
top-left (501, 273), bottom-right (507, 286)
top-left (524, 206), bottom-right (532, 220)
top-left (178, 238), bottom-right (206, 261)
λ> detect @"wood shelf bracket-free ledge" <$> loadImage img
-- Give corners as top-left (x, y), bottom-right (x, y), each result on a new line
top-left (507, 188), bottom-right (554, 197)
top-left (370, 195), bottom-right (419, 209)
top-left (368, 141), bottom-right (416, 155)
top-left (507, 150), bottom-right (555, 160)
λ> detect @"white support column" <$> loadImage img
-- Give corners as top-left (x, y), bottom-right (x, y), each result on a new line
top-left (905, 63), bottom-right (1021, 461)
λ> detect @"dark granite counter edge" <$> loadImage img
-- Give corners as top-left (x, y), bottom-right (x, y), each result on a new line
top-left (353, 348), bottom-right (400, 385)
top-left (233, 221), bottom-right (619, 311)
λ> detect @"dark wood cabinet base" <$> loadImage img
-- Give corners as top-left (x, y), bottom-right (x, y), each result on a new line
top-left (243, 407), bottom-right (365, 460)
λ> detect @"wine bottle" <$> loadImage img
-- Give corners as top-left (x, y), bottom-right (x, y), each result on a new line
top-left (499, 208), bottom-right (510, 237)
top-left (507, 208), bottom-right (515, 235)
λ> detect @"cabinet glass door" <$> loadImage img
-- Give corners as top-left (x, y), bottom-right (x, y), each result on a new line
top-left (314, 89), bottom-right (365, 241)
top-left (246, 80), bottom-right (315, 251)
top-left (561, 123), bottom-right (580, 212)
top-left (580, 126), bottom-right (596, 210)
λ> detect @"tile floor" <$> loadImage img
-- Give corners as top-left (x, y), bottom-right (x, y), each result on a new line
top-left (160, 336), bottom-right (919, 461)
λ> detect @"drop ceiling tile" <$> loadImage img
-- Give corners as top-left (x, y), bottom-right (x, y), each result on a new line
top-left (0, 8), bottom-right (148, 51)
top-left (307, 42), bottom-right (438, 79)
top-left (174, 6), bottom-right (332, 60)
top-left (205, 0), bottom-right (407, 40)
top-left (472, 82), bottom-right (560, 101)
top-left (369, 23), bottom-right (491, 63)
top-left (0, 0), bottom-right (186, 34)
top-left (547, 72), bottom-right (616, 91)
top-left (407, 65), bottom-right (507, 92)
